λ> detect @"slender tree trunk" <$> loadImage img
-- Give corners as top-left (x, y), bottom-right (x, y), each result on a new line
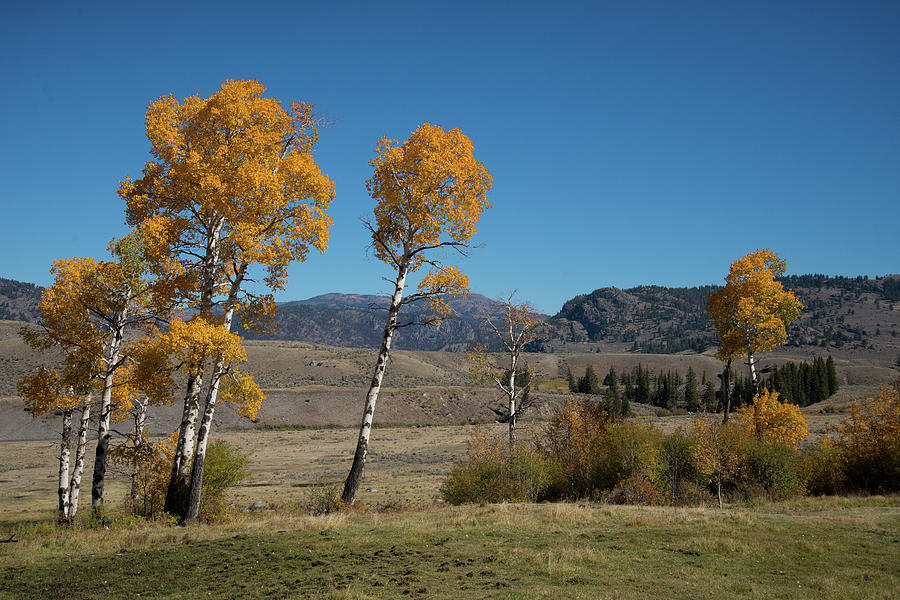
top-left (164, 373), bottom-right (203, 517)
top-left (746, 346), bottom-right (758, 394)
top-left (342, 262), bottom-right (408, 505)
top-left (716, 477), bottom-right (723, 509)
top-left (721, 359), bottom-right (733, 424)
top-left (92, 316), bottom-right (124, 508)
top-left (130, 399), bottom-right (148, 508)
top-left (508, 353), bottom-right (517, 444)
top-left (68, 400), bottom-right (92, 521)
top-left (165, 217), bottom-right (224, 519)
top-left (185, 265), bottom-right (246, 523)
top-left (57, 410), bottom-right (73, 522)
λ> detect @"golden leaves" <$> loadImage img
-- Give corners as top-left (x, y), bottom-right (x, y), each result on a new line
top-left (418, 266), bottom-right (469, 324)
top-left (18, 367), bottom-right (85, 416)
top-left (829, 382), bottom-right (900, 463)
top-left (367, 123), bottom-right (492, 270)
top-left (119, 79), bottom-right (334, 298)
top-left (735, 388), bottom-right (809, 447)
top-left (220, 372), bottom-right (264, 420)
top-left (707, 249), bottom-right (803, 361)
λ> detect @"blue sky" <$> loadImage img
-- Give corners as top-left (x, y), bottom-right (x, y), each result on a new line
top-left (2, 1), bottom-right (898, 313)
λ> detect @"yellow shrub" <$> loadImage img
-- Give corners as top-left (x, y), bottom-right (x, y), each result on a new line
top-left (736, 388), bottom-right (808, 447)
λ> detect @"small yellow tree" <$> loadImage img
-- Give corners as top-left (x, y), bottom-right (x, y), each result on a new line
top-left (467, 293), bottom-right (540, 443)
top-left (341, 123), bottom-right (492, 504)
top-left (18, 367), bottom-right (93, 523)
top-left (691, 417), bottom-right (749, 508)
top-left (707, 249), bottom-right (803, 420)
top-left (735, 388), bottom-right (809, 447)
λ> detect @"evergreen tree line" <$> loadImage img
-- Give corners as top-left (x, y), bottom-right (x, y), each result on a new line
top-left (761, 356), bottom-right (838, 407)
top-left (565, 357), bottom-right (837, 414)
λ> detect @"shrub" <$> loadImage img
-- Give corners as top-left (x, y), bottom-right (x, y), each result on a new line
top-left (801, 442), bottom-right (845, 496)
top-left (604, 473), bottom-right (664, 506)
top-left (743, 440), bottom-right (805, 500)
top-left (735, 388), bottom-right (809, 447)
top-left (828, 381), bottom-right (900, 493)
top-left (592, 421), bottom-right (664, 494)
top-left (691, 417), bottom-right (752, 507)
top-left (305, 475), bottom-right (347, 515)
top-left (199, 440), bottom-right (251, 522)
top-left (538, 398), bottom-right (612, 498)
top-left (660, 431), bottom-right (701, 504)
top-left (441, 428), bottom-right (560, 504)
top-left (110, 432), bottom-right (177, 520)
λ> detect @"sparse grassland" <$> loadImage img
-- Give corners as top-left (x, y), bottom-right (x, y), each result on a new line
top-left (0, 497), bottom-right (897, 599)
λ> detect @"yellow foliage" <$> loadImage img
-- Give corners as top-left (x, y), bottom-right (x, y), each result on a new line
top-left (830, 382), bottom-right (900, 464)
top-left (691, 417), bottom-right (750, 485)
top-left (736, 388), bottom-right (809, 447)
top-left (161, 317), bottom-right (247, 377)
top-left (707, 249), bottom-right (803, 362)
top-left (119, 79), bottom-right (334, 296)
top-left (219, 371), bottom-right (264, 420)
top-left (367, 123), bottom-right (492, 270)
top-left (17, 367), bottom-right (85, 416)
top-left (418, 266), bottom-right (469, 323)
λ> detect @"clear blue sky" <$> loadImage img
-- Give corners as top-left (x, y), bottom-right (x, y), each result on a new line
top-left (2, 1), bottom-right (898, 314)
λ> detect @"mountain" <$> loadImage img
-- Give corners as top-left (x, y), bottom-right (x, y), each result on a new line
top-left (546, 275), bottom-right (900, 359)
top-left (236, 293), bottom-right (523, 351)
top-left (0, 278), bottom-right (43, 323)
top-left (4, 274), bottom-right (899, 359)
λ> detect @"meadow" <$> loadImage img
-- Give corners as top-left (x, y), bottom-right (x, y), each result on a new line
top-left (1, 417), bottom-right (898, 599)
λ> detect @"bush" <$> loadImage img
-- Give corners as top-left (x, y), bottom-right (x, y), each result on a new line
top-left (743, 440), bottom-right (805, 500)
top-left (441, 428), bottom-right (560, 504)
top-left (199, 440), bottom-right (251, 522)
top-left (801, 443), bottom-right (845, 496)
top-left (592, 421), bottom-right (664, 494)
top-left (827, 381), bottom-right (900, 493)
top-left (604, 473), bottom-right (664, 506)
top-left (660, 431), bottom-right (701, 504)
top-left (110, 432), bottom-right (177, 520)
top-left (305, 476), bottom-right (347, 515)
top-left (538, 398), bottom-right (613, 498)
top-left (735, 388), bottom-right (809, 447)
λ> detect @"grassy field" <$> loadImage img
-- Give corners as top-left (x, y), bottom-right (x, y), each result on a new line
top-left (0, 497), bottom-right (897, 599)
top-left (1, 417), bottom-right (899, 599)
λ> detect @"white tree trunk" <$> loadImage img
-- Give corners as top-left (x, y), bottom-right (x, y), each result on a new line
top-left (746, 346), bottom-right (758, 394)
top-left (130, 399), bottom-right (148, 507)
top-left (185, 265), bottom-right (247, 522)
top-left (57, 410), bottom-right (73, 521)
top-left (68, 400), bottom-right (92, 521)
top-left (166, 218), bottom-right (224, 518)
top-left (342, 262), bottom-right (409, 504)
top-left (508, 353), bottom-right (518, 444)
top-left (92, 315), bottom-right (125, 508)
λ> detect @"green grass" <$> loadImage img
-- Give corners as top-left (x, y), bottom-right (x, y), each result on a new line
top-left (1, 496), bottom-right (897, 599)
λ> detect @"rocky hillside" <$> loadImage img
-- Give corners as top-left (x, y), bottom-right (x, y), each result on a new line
top-left (0, 278), bottom-right (42, 323)
top-left (4, 274), bottom-right (899, 358)
top-left (237, 293), bottom-right (525, 351)
top-left (545, 275), bottom-right (900, 359)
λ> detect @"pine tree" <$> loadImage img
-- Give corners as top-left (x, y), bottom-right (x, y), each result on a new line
top-left (684, 366), bottom-right (700, 411)
top-left (826, 355), bottom-right (838, 396)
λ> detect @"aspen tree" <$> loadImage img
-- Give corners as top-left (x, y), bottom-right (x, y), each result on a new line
top-left (341, 123), bottom-right (492, 504)
top-left (707, 249), bottom-right (803, 419)
top-left (118, 79), bottom-right (333, 519)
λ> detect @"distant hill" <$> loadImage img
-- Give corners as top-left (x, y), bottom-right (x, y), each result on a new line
top-left (4, 274), bottom-right (899, 358)
top-left (545, 274), bottom-right (900, 358)
top-left (237, 293), bottom-right (523, 351)
top-left (0, 278), bottom-right (43, 323)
